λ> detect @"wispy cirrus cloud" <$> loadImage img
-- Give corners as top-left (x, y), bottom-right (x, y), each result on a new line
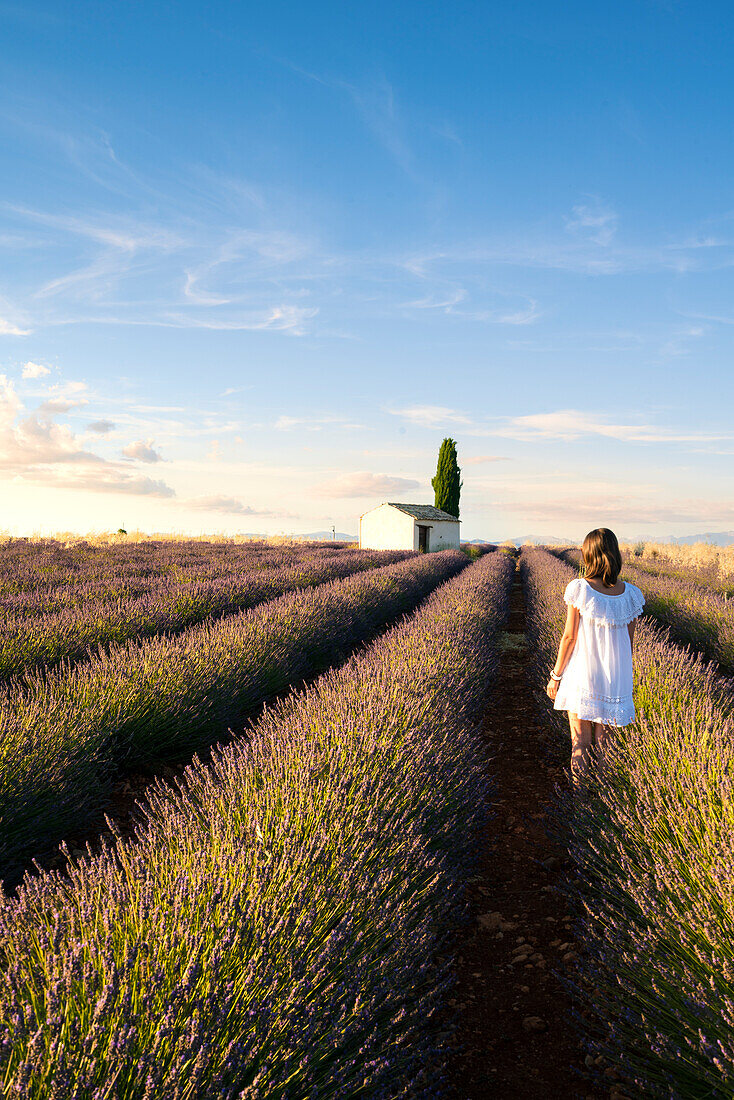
top-left (7, 205), bottom-right (182, 253)
top-left (387, 405), bottom-right (472, 429)
top-left (163, 305), bottom-right (318, 334)
top-left (2, 191), bottom-right (323, 337)
top-left (388, 404), bottom-right (726, 448)
top-left (398, 212), bottom-right (734, 279)
top-left (277, 62), bottom-right (422, 180)
top-left (658, 325), bottom-right (704, 359)
top-left (5, 129), bottom-right (733, 350)
top-left (564, 201), bottom-right (618, 246)
top-left (400, 286), bottom-right (540, 325)
top-left (496, 409), bottom-right (725, 444)
top-left (402, 289), bottom-right (467, 311)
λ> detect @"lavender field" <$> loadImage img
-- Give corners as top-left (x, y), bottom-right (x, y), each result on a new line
top-left (0, 539), bottom-right (412, 681)
top-left (0, 539), bottom-right (515, 1097)
top-left (1, 537), bottom-right (732, 1097)
top-left (0, 543), bottom-right (464, 888)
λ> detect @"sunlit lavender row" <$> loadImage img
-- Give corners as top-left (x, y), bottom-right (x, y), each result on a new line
top-left (0, 550), bottom-right (463, 890)
top-left (622, 551), bottom-right (734, 599)
top-left (522, 547), bottom-right (734, 1098)
top-left (0, 551), bottom-right (515, 1098)
top-left (555, 545), bottom-right (734, 674)
top-left (0, 545), bottom-right (411, 682)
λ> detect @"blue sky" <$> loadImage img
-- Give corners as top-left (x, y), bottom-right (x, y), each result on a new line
top-left (2, 0), bottom-right (734, 540)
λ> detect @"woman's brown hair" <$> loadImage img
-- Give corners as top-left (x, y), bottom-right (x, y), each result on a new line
top-left (582, 528), bottom-right (622, 587)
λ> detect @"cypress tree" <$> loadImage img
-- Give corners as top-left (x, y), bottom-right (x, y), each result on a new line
top-left (432, 438), bottom-right (462, 517)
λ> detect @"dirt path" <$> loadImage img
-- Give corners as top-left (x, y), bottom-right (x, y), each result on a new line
top-left (448, 566), bottom-right (611, 1099)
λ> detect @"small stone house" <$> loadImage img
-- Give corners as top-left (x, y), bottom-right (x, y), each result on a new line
top-left (359, 502), bottom-right (461, 553)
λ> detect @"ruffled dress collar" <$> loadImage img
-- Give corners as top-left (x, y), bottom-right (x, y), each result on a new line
top-left (566, 577), bottom-right (645, 626)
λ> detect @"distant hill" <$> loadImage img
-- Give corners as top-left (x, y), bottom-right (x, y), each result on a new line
top-left (506, 534), bottom-right (576, 547)
top-left (302, 531), bottom-right (357, 542)
top-left (503, 532), bottom-right (734, 548)
top-left (651, 532), bottom-right (734, 546)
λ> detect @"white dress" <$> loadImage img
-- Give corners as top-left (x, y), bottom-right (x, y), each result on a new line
top-left (553, 577), bottom-right (645, 726)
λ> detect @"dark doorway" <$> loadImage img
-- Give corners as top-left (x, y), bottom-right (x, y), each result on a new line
top-left (418, 525), bottom-right (429, 553)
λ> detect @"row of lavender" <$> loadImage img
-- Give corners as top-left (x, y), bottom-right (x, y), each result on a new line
top-left (0, 551), bottom-right (515, 1098)
top-left (623, 552), bottom-right (734, 599)
top-left (0, 550), bottom-right (466, 890)
top-left (0, 538), bottom-right (352, 600)
top-left (556, 546), bottom-right (734, 674)
top-left (522, 548), bottom-right (734, 1098)
top-left (0, 546), bottom-right (411, 682)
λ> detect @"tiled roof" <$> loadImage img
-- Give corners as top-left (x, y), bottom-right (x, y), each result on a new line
top-left (386, 503), bottom-right (460, 522)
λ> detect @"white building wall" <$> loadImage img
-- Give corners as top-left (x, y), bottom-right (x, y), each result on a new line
top-left (360, 504), bottom-right (461, 551)
top-left (415, 518), bottom-right (460, 551)
top-left (360, 504), bottom-right (416, 550)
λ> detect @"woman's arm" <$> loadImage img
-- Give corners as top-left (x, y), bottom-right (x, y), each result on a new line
top-left (546, 604), bottom-right (580, 700)
top-left (628, 618), bottom-right (636, 652)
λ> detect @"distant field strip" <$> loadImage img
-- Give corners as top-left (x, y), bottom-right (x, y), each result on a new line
top-left (555, 546), bottom-right (734, 673)
top-left (0, 552), bottom-right (515, 1098)
top-left (0, 550), bottom-right (463, 888)
top-left (0, 544), bottom-right (410, 681)
top-left (0, 537), bottom-right (352, 597)
top-left (522, 548), bottom-right (734, 1099)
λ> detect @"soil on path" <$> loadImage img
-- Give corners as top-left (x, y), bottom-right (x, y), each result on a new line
top-left (448, 566), bottom-right (610, 1099)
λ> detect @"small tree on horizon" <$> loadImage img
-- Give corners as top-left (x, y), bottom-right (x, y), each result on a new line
top-left (432, 438), bottom-right (462, 517)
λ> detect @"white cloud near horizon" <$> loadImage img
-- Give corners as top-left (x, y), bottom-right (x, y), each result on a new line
top-left (0, 319), bottom-right (31, 336)
top-left (463, 454), bottom-right (510, 465)
top-left (185, 494), bottom-right (284, 516)
top-left (497, 494), bottom-right (734, 527)
top-left (275, 414), bottom-right (365, 432)
top-left (21, 361), bottom-right (51, 378)
top-left (315, 471), bottom-right (422, 498)
top-left (0, 373), bottom-right (176, 499)
top-left (122, 439), bottom-right (163, 463)
top-left (47, 470), bottom-right (175, 498)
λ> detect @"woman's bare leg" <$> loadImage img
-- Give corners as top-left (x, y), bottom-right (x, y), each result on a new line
top-left (568, 713), bottom-right (595, 784)
top-left (593, 722), bottom-right (613, 755)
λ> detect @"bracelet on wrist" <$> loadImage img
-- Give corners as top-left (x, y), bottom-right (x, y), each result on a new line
top-left (550, 671), bottom-right (563, 681)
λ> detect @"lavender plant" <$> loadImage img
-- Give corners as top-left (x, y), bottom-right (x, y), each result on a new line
top-left (0, 552), bottom-right (515, 1098)
top-left (521, 547), bottom-right (734, 1098)
top-left (0, 551), bottom-right (464, 889)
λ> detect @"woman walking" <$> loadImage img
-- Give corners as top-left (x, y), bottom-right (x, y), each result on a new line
top-left (546, 528), bottom-right (645, 783)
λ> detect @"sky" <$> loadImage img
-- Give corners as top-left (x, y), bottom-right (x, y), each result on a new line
top-left (2, 0), bottom-right (734, 541)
